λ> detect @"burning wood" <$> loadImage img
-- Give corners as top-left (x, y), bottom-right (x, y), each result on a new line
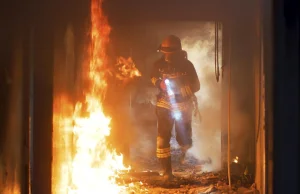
top-left (115, 56), bottom-right (141, 81)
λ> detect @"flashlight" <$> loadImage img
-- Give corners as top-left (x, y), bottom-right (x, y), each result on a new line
top-left (164, 79), bottom-right (174, 96)
top-left (164, 79), bottom-right (181, 120)
top-left (165, 79), bottom-right (170, 85)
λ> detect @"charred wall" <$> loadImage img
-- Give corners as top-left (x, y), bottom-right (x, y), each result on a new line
top-left (221, 0), bottom-right (257, 166)
top-left (0, 0), bottom-right (90, 193)
top-left (0, 1), bottom-right (29, 193)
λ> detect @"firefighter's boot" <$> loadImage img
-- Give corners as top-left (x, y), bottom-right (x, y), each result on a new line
top-left (180, 145), bottom-right (191, 165)
top-left (180, 151), bottom-right (186, 165)
top-left (160, 157), bottom-right (175, 181)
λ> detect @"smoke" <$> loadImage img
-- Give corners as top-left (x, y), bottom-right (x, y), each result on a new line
top-left (180, 23), bottom-right (222, 172)
top-left (110, 22), bottom-right (226, 172)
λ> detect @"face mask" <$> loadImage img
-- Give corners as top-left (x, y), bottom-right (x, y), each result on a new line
top-left (164, 52), bottom-right (179, 62)
top-left (164, 51), bottom-right (187, 63)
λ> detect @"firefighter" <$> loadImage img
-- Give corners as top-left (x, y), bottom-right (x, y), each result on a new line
top-left (151, 35), bottom-right (200, 180)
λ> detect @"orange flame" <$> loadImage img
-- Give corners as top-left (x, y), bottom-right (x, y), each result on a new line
top-left (52, 95), bottom-right (74, 194)
top-left (115, 56), bottom-right (142, 81)
top-left (68, 0), bottom-right (130, 193)
top-left (53, 0), bottom-right (132, 193)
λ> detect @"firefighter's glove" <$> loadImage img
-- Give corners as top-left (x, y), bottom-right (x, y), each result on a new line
top-left (160, 80), bottom-right (167, 91)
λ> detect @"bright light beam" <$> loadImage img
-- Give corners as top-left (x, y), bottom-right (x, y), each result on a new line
top-left (164, 79), bottom-right (182, 120)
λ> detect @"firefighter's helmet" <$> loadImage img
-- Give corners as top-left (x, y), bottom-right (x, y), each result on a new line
top-left (157, 35), bottom-right (182, 53)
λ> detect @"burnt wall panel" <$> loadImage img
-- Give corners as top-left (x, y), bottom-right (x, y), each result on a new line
top-left (30, 1), bottom-right (55, 193)
top-left (221, 0), bottom-right (257, 167)
top-left (0, 30), bottom-right (24, 194)
top-left (0, 1), bottom-right (29, 193)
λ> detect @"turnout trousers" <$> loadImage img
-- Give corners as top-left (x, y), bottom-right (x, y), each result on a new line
top-left (155, 105), bottom-right (193, 175)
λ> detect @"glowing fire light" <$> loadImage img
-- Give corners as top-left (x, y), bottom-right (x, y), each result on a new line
top-left (69, 0), bottom-right (130, 193)
top-left (233, 156), bottom-right (239, 163)
top-left (115, 56), bottom-right (142, 81)
top-left (53, 0), bottom-right (131, 193)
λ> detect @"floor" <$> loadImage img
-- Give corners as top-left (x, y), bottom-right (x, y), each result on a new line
top-left (120, 147), bottom-right (257, 194)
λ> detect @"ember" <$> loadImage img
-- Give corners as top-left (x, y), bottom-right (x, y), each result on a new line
top-left (233, 156), bottom-right (239, 163)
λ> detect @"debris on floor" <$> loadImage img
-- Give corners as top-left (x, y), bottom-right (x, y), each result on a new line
top-left (117, 167), bottom-right (258, 193)
top-left (124, 147), bottom-right (258, 194)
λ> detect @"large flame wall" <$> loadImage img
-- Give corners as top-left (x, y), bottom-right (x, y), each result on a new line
top-left (52, 1), bottom-right (129, 193)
